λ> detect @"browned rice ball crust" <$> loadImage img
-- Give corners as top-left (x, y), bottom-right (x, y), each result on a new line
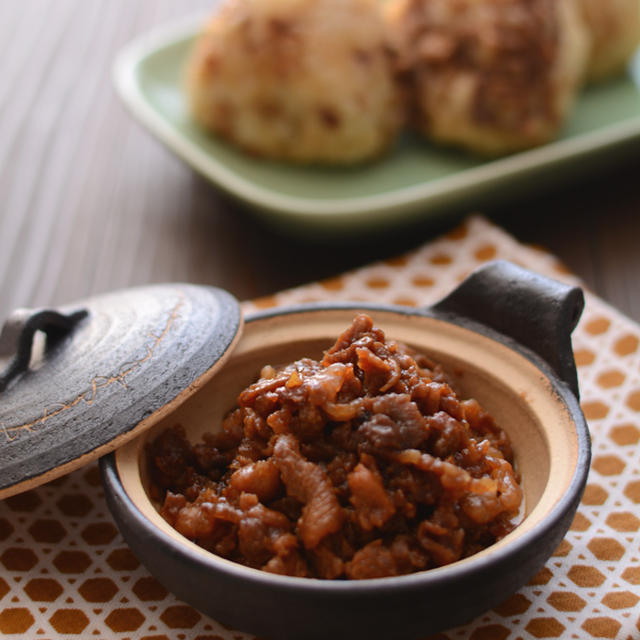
top-left (385, 0), bottom-right (590, 154)
top-left (577, 0), bottom-right (640, 81)
top-left (186, 0), bottom-right (403, 164)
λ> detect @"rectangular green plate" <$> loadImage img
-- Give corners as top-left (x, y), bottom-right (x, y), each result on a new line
top-left (114, 14), bottom-right (640, 233)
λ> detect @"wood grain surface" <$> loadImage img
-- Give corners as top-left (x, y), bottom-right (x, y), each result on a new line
top-left (1, 0), bottom-right (639, 323)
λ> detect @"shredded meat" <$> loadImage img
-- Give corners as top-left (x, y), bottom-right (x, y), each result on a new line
top-left (148, 314), bottom-right (522, 579)
top-left (273, 433), bottom-right (344, 549)
top-left (348, 458), bottom-right (396, 531)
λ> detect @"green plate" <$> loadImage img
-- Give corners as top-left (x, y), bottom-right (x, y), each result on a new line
top-left (114, 13), bottom-right (640, 233)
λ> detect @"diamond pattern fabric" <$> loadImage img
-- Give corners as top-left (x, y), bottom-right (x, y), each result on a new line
top-left (1, 216), bottom-right (638, 639)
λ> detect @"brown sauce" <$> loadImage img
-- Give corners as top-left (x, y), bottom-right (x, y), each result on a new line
top-left (147, 314), bottom-right (522, 579)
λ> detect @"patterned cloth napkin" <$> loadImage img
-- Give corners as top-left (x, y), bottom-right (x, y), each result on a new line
top-left (1, 216), bottom-right (638, 639)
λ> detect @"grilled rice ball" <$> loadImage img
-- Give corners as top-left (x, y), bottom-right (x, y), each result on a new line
top-left (577, 0), bottom-right (640, 81)
top-left (385, 0), bottom-right (590, 155)
top-left (186, 0), bottom-right (403, 164)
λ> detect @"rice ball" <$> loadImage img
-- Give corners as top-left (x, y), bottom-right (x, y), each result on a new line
top-left (186, 0), bottom-right (403, 164)
top-left (577, 0), bottom-right (640, 81)
top-left (385, 0), bottom-right (590, 155)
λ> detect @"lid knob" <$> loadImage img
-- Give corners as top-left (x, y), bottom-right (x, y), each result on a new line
top-left (0, 308), bottom-right (89, 392)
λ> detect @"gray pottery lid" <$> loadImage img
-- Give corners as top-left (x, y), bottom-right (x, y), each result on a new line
top-left (0, 283), bottom-right (242, 499)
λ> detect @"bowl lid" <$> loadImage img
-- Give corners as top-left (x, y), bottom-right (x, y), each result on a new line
top-left (0, 283), bottom-right (242, 499)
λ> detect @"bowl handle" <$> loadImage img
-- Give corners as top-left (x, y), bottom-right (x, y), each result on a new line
top-left (431, 260), bottom-right (584, 398)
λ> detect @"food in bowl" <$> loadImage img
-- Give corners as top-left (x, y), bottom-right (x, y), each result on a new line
top-left (185, 0), bottom-right (403, 164)
top-left (147, 314), bottom-right (522, 579)
top-left (384, 0), bottom-right (589, 154)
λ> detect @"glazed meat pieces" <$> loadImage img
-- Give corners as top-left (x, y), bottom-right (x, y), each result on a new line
top-left (148, 314), bottom-right (522, 579)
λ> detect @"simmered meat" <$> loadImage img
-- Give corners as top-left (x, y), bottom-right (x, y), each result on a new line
top-left (148, 314), bottom-right (522, 578)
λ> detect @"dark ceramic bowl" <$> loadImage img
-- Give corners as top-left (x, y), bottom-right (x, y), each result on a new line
top-left (100, 261), bottom-right (591, 640)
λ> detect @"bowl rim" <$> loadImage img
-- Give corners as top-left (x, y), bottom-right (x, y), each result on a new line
top-left (102, 300), bottom-right (591, 593)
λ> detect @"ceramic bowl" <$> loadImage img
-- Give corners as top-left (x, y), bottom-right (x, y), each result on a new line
top-left (100, 261), bottom-right (591, 640)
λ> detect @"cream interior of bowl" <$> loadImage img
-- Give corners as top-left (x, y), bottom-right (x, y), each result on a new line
top-left (115, 308), bottom-right (580, 572)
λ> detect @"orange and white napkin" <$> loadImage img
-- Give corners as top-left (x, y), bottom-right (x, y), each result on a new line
top-left (1, 216), bottom-right (638, 639)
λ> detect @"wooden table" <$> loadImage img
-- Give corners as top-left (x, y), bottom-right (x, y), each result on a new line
top-left (1, 0), bottom-right (639, 323)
